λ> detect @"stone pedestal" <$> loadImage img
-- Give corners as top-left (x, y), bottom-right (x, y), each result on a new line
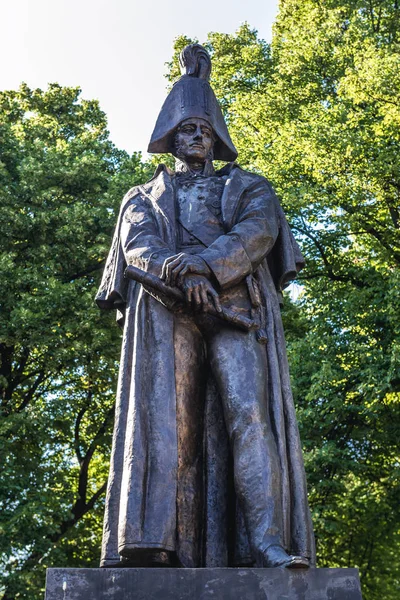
top-left (45, 567), bottom-right (362, 599)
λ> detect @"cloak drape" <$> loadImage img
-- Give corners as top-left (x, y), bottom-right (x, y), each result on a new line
top-left (96, 163), bottom-right (315, 567)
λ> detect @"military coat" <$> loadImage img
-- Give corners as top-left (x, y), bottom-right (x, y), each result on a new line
top-left (96, 162), bottom-right (315, 567)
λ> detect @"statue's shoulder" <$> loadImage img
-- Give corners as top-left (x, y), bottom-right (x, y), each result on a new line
top-left (143, 163), bottom-right (175, 185)
top-left (121, 163), bottom-right (175, 206)
top-left (218, 162), bottom-right (274, 193)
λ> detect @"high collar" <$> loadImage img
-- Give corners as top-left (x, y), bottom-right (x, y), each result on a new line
top-left (174, 158), bottom-right (216, 179)
top-left (142, 160), bottom-right (238, 188)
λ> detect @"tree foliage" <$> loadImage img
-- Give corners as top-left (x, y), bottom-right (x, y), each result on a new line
top-left (1, 2), bottom-right (400, 599)
top-left (0, 83), bottom-right (151, 599)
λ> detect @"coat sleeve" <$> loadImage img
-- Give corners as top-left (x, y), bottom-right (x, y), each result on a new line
top-left (120, 194), bottom-right (174, 277)
top-left (199, 179), bottom-right (279, 289)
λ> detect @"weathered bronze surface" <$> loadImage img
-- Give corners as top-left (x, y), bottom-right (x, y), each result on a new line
top-left (45, 568), bottom-right (363, 599)
top-left (96, 44), bottom-right (315, 570)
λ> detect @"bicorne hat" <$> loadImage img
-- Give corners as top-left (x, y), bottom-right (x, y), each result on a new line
top-left (148, 44), bottom-right (238, 162)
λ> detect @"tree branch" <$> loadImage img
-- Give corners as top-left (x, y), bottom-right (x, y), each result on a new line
top-left (62, 261), bottom-right (105, 283)
top-left (15, 372), bottom-right (47, 413)
top-left (75, 404), bottom-right (115, 511)
top-left (74, 386), bottom-right (93, 465)
top-left (340, 202), bottom-right (400, 264)
top-left (294, 225), bottom-right (366, 288)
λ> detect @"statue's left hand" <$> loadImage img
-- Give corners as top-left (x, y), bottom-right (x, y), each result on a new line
top-left (179, 274), bottom-right (222, 313)
top-left (161, 253), bottom-right (211, 286)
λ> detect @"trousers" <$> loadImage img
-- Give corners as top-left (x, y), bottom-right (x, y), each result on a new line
top-left (174, 309), bottom-right (284, 567)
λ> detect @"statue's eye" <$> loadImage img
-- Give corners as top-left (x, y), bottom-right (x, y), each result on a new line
top-left (181, 126), bottom-right (195, 134)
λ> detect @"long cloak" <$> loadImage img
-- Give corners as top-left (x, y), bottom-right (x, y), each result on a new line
top-left (96, 162), bottom-right (315, 567)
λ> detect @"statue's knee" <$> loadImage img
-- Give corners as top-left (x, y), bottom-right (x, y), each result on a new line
top-left (228, 406), bottom-right (266, 441)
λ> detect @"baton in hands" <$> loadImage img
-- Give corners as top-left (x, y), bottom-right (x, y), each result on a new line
top-left (124, 265), bottom-right (258, 333)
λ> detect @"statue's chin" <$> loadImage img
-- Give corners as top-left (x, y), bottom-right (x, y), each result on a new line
top-left (180, 149), bottom-right (208, 162)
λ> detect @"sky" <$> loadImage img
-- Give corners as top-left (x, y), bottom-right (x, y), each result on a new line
top-left (2, 0), bottom-right (278, 156)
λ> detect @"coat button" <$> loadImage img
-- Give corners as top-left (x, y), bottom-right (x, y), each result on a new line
top-left (212, 200), bottom-right (220, 207)
top-left (198, 194), bottom-right (205, 200)
top-left (152, 252), bottom-right (159, 259)
top-left (231, 234), bottom-right (239, 241)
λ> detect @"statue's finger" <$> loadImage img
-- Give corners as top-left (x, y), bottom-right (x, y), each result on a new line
top-left (161, 260), bottom-right (170, 280)
top-left (186, 286), bottom-right (193, 305)
top-left (178, 265), bottom-right (189, 279)
top-left (200, 284), bottom-right (209, 312)
top-left (169, 252), bottom-right (185, 261)
top-left (170, 262), bottom-right (185, 286)
top-left (192, 285), bottom-right (201, 309)
top-left (163, 255), bottom-right (177, 265)
top-left (164, 265), bottom-right (171, 285)
top-left (162, 261), bottom-right (173, 283)
top-left (208, 287), bottom-right (222, 313)
top-left (166, 257), bottom-right (183, 270)
top-left (161, 254), bottom-right (180, 278)
top-left (164, 257), bottom-right (182, 284)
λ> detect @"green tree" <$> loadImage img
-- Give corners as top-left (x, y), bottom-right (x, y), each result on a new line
top-left (169, 5), bottom-right (400, 597)
top-left (268, 4), bottom-right (400, 597)
top-left (0, 83), bottom-right (151, 599)
top-left (2, 2), bottom-right (400, 598)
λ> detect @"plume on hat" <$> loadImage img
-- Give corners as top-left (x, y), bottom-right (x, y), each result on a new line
top-left (179, 44), bottom-right (212, 80)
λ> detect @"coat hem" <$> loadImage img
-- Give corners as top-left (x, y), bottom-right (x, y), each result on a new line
top-left (119, 542), bottom-right (176, 552)
top-left (100, 557), bottom-right (121, 568)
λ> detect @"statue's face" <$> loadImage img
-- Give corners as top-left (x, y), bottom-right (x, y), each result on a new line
top-left (174, 118), bottom-right (214, 162)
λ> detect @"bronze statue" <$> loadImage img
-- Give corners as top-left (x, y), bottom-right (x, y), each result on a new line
top-left (96, 44), bottom-right (315, 570)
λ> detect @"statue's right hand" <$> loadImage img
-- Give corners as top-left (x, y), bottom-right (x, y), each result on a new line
top-left (179, 274), bottom-right (222, 313)
top-left (161, 253), bottom-right (211, 286)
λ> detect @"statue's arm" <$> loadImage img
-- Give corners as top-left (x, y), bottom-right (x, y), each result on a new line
top-left (120, 195), bottom-right (174, 277)
top-left (199, 179), bottom-right (279, 289)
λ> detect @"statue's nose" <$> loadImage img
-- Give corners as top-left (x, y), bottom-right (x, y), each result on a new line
top-left (193, 128), bottom-right (203, 140)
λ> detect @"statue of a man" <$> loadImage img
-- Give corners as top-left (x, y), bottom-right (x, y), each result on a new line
top-left (96, 44), bottom-right (315, 570)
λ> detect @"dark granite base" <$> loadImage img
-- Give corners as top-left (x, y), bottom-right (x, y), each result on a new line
top-left (45, 567), bottom-right (362, 599)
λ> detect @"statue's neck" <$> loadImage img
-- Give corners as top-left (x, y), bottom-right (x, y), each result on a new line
top-left (175, 158), bottom-right (215, 178)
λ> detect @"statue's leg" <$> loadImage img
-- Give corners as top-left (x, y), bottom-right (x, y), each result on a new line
top-left (207, 326), bottom-right (285, 565)
top-left (173, 313), bottom-right (206, 568)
